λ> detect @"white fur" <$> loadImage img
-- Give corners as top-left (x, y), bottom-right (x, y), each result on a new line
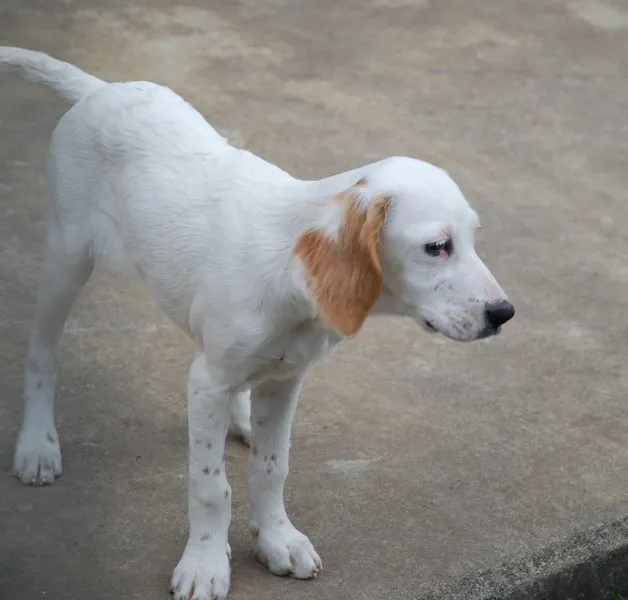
top-left (1, 47), bottom-right (512, 600)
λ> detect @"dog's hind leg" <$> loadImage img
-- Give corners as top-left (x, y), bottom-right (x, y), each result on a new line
top-left (230, 389), bottom-right (252, 446)
top-left (13, 215), bottom-right (93, 485)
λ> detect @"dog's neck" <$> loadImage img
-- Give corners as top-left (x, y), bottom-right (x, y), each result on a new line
top-left (222, 149), bottom-right (407, 328)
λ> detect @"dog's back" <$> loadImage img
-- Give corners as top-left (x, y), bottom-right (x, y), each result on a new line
top-left (0, 48), bottom-right (297, 332)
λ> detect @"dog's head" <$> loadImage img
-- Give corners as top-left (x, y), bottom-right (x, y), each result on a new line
top-left (297, 156), bottom-right (514, 341)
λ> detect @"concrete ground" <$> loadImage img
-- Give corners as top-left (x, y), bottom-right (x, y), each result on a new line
top-left (1, 0), bottom-right (628, 598)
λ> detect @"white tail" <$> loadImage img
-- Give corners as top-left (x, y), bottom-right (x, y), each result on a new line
top-left (0, 46), bottom-right (106, 104)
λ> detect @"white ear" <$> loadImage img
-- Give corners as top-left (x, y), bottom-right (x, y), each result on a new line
top-left (296, 181), bottom-right (391, 337)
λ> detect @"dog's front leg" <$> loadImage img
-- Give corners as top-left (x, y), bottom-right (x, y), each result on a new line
top-left (249, 375), bottom-right (322, 579)
top-left (171, 354), bottom-right (233, 600)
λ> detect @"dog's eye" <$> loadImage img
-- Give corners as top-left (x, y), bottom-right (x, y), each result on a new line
top-left (424, 240), bottom-right (452, 257)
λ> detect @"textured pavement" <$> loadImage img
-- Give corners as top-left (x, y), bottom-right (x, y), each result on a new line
top-left (1, 1), bottom-right (628, 598)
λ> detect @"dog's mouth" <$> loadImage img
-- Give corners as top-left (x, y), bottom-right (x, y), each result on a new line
top-left (476, 325), bottom-right (502, 340)
top-left (422, 320), bottom-right (501, 341)
top-left (423, 320), bottom-right (438, 333)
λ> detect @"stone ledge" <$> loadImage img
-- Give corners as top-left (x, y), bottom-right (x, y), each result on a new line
top-left (425, 517), bottom-right (628, 600)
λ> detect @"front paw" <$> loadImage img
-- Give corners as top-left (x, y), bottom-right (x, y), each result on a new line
top-left (171, 542), bottom-right (230, 600)
top-left (252, 520), bottom-right (322, 579)
top-left (13, 426), bottom-right (62, 486)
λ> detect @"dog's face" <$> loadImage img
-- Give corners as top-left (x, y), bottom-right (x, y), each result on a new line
top-left (372, 157), bottom-right (514, 341)
top-left (297, 156), bottom-right (513, 340)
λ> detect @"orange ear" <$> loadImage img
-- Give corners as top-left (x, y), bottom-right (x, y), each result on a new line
top-left (296, 184), bottom-right (391, 337)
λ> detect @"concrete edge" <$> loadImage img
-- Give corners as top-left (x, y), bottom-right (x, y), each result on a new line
top-left (423, 516), bottom-right (628, 600)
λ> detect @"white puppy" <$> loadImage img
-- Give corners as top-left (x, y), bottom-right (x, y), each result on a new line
top-left (0, 47), bottom-right (514, 600)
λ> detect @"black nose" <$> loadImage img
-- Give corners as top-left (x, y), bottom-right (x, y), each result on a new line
top-left (485, 300), bottom-right (515, 329)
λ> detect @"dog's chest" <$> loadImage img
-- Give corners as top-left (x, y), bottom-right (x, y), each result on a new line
top-left (248, 320), bottom-right (340, 384)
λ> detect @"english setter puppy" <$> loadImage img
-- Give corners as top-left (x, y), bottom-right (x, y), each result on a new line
top-left (0, 47), bottom-right (514, 600)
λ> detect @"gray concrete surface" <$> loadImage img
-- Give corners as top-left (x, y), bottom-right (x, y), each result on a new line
top-left (1, 1), bottom-right (628, 598)
top-left (426, 516), bottom-right (628, 599)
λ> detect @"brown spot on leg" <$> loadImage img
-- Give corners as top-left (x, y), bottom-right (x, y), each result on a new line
top-left (270, 453), bottom-right (277, 462)
top-left (224, 489), bottom-right (230, 498)
top-left (200, 534), bottom-right (211, 542)
top-left (256, 418), bottom-right (265, 427)
top-left (202, 467), bottom-right (210, 475)
top-left (213, 467), bottom-right (221, 476)
top-left (206, 441), bottom-right (213, 449)
top-left (36, 380), bottom-right (42, 389)
top-left (266, 465), bottom-right (273, 474)
top-left (46, 433), bottom-right (55, 443)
